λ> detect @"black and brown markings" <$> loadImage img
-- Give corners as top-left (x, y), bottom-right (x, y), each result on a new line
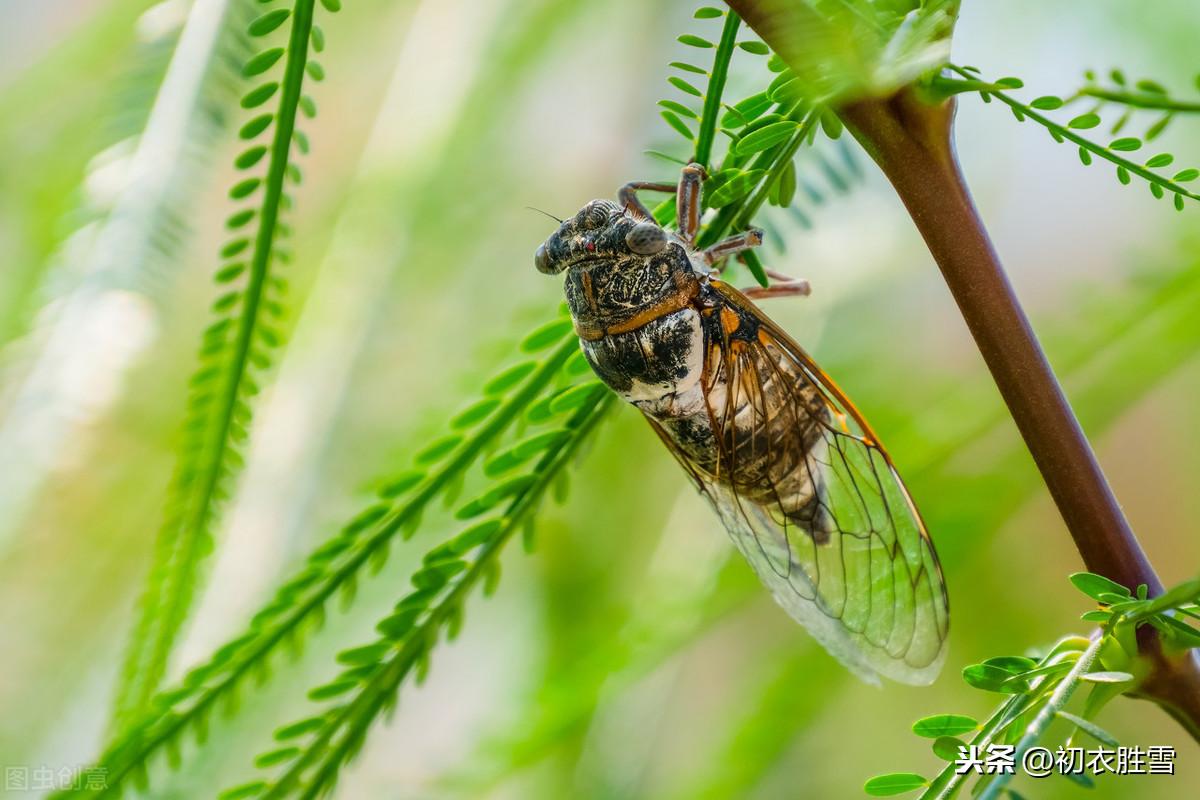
top-left (535, 164), bottom-right (949, 684)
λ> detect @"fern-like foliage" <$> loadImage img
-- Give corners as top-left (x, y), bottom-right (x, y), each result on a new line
top-left (654, 6), bottom-right (841, 285)
top-left (0, 0), bottom-right (255, 548)
top-left (865, 574), bottom-right (1200, 799)
top-left (66, 6), bottom-right (867, 793)
top-left (112, 0), bottom-right (339, 731)
top-left (940, 66), bottom-right (1200, 210)
top-left (1074, 68), bottom-right (1200, 140)
top-left (220, 6), bottom-right (874, 793)
top-left (222, 375), bottom-right (616, 799)
top-left (53, 320), bottom-right (589, 798)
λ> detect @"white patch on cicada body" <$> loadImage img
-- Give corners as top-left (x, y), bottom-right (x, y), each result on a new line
top-left (618, 309), bottom-right (707, 413)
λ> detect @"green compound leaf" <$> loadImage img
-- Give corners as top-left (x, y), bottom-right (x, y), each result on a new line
top-left (243, 48), bottom-right (285, 77)
top-left (962, 663), bottom-right (1026, 693)
top-left (219, 782), bottom-right (269, 800)
top-left (223, 391), bottom-right (614, 800)
top-left (110, 0), bottom-right (327, 737)
top-left (450, 398), bottom-right (501, 430)
top-left (721, 91), bottom-right (772, 128)
top-left (484, 361), bottom-right (538, 394)
top-left (519, 317), bottom-right (573, 352)
top-left (661, 110), bottom-right (695, 140)
top-left (659, 99), bottom-right (700, 120)
top-left (668, 76), bottom-right (703, 97)
top-left (982, 655), bottom-right (1037, 674)
top-left (249, 10), bottom-right (291, 38)
top-left (1030, 95), bottom-right (1063, 110)
top-left (241, 82), bottom-right (279, 109)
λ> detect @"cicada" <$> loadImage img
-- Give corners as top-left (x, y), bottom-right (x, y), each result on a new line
top-left (535, 163), bottom-right (948, 684)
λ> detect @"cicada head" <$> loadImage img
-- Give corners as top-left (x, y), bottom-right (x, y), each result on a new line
top-left (535, 199), bottom-right (669, 275)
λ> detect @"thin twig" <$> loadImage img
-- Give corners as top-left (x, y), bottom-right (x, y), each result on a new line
top-left (977, 634), bottom-right (1104, 800)
top-left (1079, 86), bottom-right (1200, 114)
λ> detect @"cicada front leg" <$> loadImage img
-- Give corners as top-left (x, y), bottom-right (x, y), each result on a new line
top-left (618, 162), bottom-right (708, 242)
top-left (618, 180), bottom-right (676, 221)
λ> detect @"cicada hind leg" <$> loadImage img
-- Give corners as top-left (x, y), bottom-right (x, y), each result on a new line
top-left (740, 275), bottom-right (812, 300)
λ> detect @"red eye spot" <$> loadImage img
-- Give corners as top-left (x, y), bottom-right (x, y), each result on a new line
top-left (585, 242), bottom-right (596, 252)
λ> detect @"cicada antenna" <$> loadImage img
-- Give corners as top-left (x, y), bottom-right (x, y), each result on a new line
top-left (525, 206), bottom-right (564, 224)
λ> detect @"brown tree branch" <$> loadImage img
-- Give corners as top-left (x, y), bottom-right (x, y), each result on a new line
top-left (725, 0), bottom-right (1200, 739)
top-left (835, 90), bottom-right (1150, 582)
top-left (836, 89), bottom-right (1200, 739)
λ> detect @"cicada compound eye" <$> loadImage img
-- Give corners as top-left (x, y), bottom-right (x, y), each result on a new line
top-left (534, 243), bottom-right (555, 274)
top-left (625, 222), bottom-right (668, 255)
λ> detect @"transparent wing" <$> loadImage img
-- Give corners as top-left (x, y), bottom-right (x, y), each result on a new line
top-left (647, 281), bottom-right (948, 685)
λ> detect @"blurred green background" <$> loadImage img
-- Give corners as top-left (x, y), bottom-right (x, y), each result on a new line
top-left (1, 0), bottom-right (1198, 797)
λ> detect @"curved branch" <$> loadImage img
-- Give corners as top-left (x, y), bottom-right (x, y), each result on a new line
top-left (836, 86), bottom-right (1200, 742)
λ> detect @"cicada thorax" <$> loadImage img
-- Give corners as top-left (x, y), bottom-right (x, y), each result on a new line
top-left (566, 244), bottom-right (705, 397)
top-left (568, 249), bottom-right (834, 539)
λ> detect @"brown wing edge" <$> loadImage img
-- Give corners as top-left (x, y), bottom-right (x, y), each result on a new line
top-left (636, 280), bottom-right (948, 683)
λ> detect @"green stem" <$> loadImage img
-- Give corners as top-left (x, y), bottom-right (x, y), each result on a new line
top-left (71, 335), bottom-right (578, 799)
top-left (693, 10), bottom-right (741, 168)
top-left (733, 107), bottom-right (819, 230)
top-left (119, 0), bottom-right (318, 725)
top-left (946, 67), bottom-right (1200, 203)
top-left (267, 393), bottom-right (617, 798)
top-left (695, 101), bottom-right (814, 251)
top-left (921, 694), bottom-right (1034, 800)
top-left (921, 641), bottom-right (1085, 799)
top-left (1080, 86), bottom-right (1200, 114)
top-left (977, 635), bottom-right (1104, 800)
